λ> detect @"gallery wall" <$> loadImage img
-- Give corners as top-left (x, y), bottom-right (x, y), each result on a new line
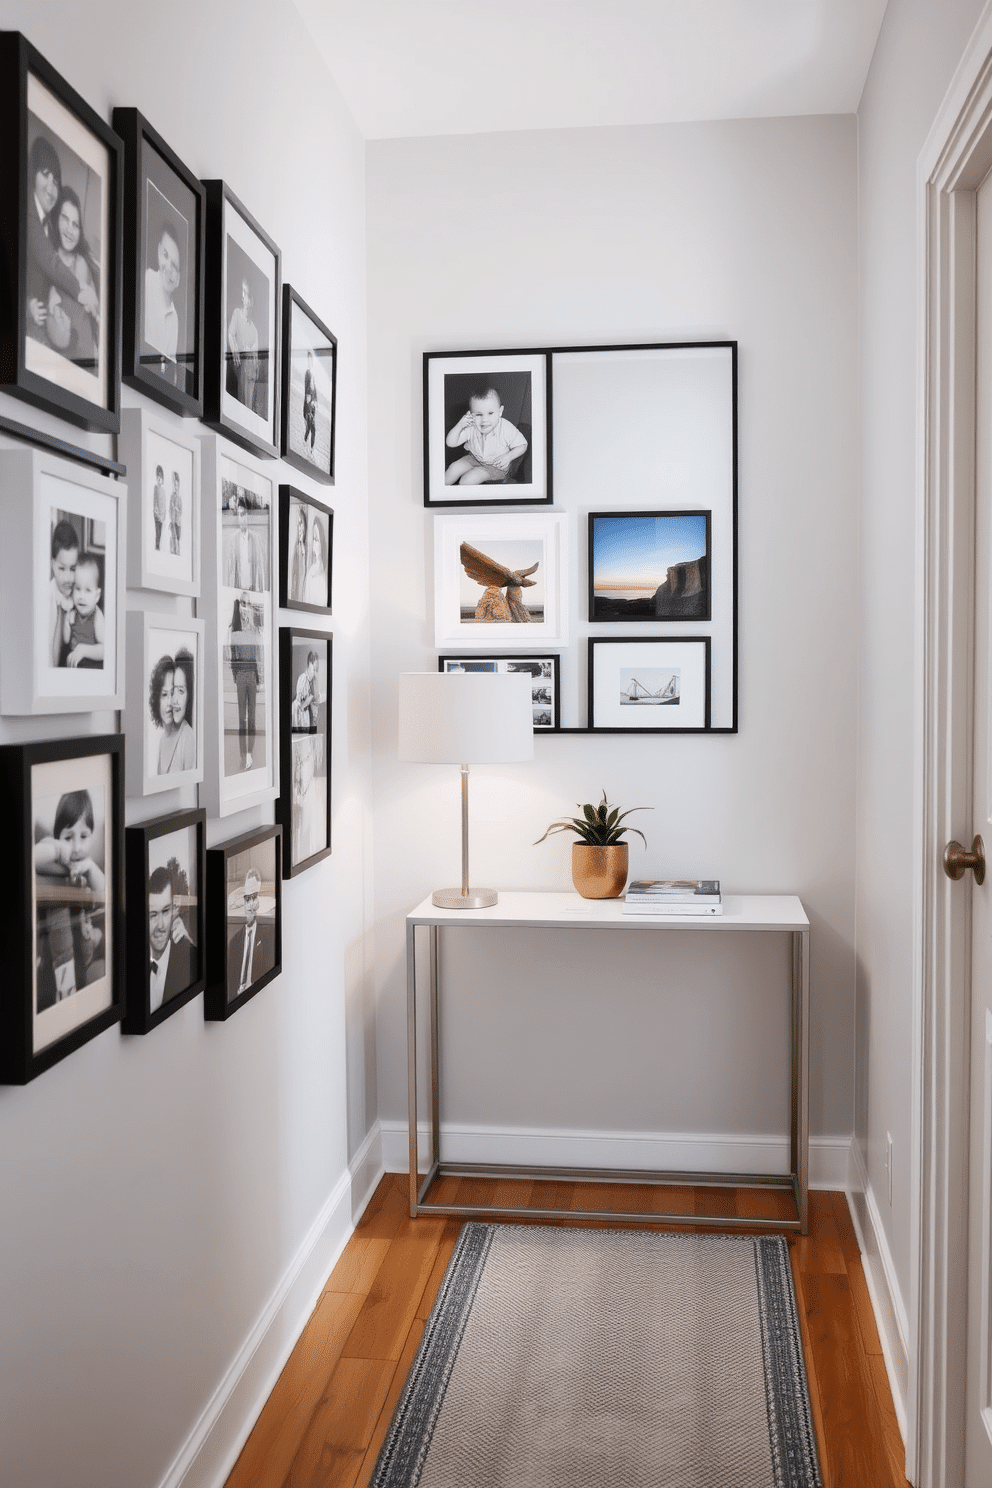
top-left (366, 117), bottom-right (860, 1170)
top-left (0, 4), bottom-right (374, 1487)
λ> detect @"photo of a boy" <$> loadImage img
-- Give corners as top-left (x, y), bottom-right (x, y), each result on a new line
top-left (48, 517), bottom-right (79, 667)
top-left (61, 552), bottom-right (104, 669)
top-left (144, 219), bottom-right (181, 362)
top-left (444, 385), bottom-right (528, 486)
top-left (152, 464), bottom-right (166, 549)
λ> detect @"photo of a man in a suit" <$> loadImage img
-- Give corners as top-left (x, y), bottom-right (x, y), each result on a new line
top-left (227, 865), bottom-right (276, 1003)
top-left (148, 866), bottom-right (195, 1013)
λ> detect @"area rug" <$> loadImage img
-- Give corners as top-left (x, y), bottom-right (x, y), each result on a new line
top-left (371, 1223), bottom-right (822, 1488)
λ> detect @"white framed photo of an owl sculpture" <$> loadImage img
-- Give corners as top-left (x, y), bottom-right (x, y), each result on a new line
top-left (433, 512), bottom-right (567, 650)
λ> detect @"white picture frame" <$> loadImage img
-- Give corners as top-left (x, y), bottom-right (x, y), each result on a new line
top-left (125, 612), bottom-right (205, 796)
top-left (0, 448), bottom-right (125, 714)
top-left (433, 512), bottom-right (568, 650)
top-left (119, 406), bottom-right (200, 596)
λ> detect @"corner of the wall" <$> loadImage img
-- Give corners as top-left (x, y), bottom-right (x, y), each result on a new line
top-left (847, 1138), bottom-right (910, 1446)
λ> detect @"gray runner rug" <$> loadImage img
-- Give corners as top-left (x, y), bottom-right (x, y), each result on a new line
top-left (371, 1223), bottom-right (823, 1488)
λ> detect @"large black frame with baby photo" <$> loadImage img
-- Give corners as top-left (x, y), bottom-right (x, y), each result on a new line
top-left (204, 823), bottom-right (282, 1021)
top-left (123, 807), bottom-right (206, 1035)
top-left (113, 107), bottom-right (205, 419)
top-left (276, 628), bottom-right (332, 878)
top-left (0, 733), bottom-right (124, 1084)
top-left (0, 31), bottom-right (122, 434)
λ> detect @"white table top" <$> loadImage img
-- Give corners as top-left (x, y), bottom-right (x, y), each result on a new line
top-left (407, 890), bottom-right (808, 932)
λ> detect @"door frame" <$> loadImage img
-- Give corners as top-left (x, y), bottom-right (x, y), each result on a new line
top-left (914, 8), bottom-right (992, 1483)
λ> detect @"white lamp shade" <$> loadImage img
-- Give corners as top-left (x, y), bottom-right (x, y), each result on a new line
top-left (398, 671), bottom-right (535, 764)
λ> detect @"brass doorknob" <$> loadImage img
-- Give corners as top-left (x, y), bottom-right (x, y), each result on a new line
top-left (943, 835), bottom-right (986, 884)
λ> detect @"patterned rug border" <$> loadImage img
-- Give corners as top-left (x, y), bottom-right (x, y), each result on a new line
top-left (370, 1224), bottom-right (823, 1488)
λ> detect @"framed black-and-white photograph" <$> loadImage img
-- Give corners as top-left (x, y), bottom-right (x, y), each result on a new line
top-left (279, 485), bottom-right (332, 614)
top-left (277, 629), bottom-right (331, 877)
top-left (588, 510), bottom-right (712, 622)
top-left (202, 179), bottom-right (281, 459)
top-left (0, 447), bottom-right (125, 713)
top-left (123, 808), bottom-right (205, 1035)
top-left (0, 32), bottom-right (122, 433)
top-left (125, 612), bottom-right (204, 796)
top-left (588, 637), bottom-right (711, 731)
top-left (113, 107), bottom-right (204, 418)
top-left (205, 825), bottom-right (282, 1020)
top-left (424, 349), bottom-right (552, 507)
top-left (434, 512), bottom-right (568, 649)
top-left (200, 436), bottom-right (278, 816)
top-left (0, 734), bottom-right (123, 1084)
top-left (439, 653), bottom-right (560, 730)
top-left (119, 406), bottom-right (199, 596)
top-left (281, 285), bottom-right (336, 484)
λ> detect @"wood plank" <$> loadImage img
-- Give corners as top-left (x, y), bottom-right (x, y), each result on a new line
top-left (354, 1319), bottom-right (426, 1488)
top-left (416, 1220), bottom-right (463, 1321)
top-left (284, 1355), bottom-right (395, 1488)
top-left (864, 1349), bottom-right (911, 1487)
top-left (341, 1222), bottom-right (447, 1362)
top-left (326, 1237), bottom-right (392, 1297)
top-left (846, 1254), bottom-right (884, 1360)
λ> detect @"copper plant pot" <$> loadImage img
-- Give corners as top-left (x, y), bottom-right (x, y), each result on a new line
top-left (571, 842), bottom-right (629, 899)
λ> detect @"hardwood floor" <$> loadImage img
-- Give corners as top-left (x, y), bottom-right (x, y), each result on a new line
top-left (224, 1174), bottom-right (909, 1488)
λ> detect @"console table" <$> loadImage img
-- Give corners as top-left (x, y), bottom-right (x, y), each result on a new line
top-left (406, 891), bottom-right (810, 1234)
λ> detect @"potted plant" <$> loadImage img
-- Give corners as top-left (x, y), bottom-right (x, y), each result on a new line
top-left (534, 790), bottom-right (651, 899)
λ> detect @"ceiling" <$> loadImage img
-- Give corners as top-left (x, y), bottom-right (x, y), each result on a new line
top-left (294, 0), bottom-right (889, 141)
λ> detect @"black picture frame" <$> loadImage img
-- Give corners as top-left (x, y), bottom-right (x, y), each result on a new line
top-left (204, 824), bottom-right (282, 1019)
top-left (123, 808), bottom-right (205, 1034)
top-left (423, 348), bottom-right (553, 507)
top-left (202, 179), bottom-right (281, 459)
top-left (0, 733), bottom-right (124, 1084)
top-left (277, 628), bottom-right (332, 877)
top-left (0, 31), bottom-right (123, 433)
top-left (281, 284), bottom-right (336, 484)
top-left (588, 509), bottom-right (712, 622)
top-left (587, 636), bottom-right (712, 732)
top-left (279, 484), bottom-right (333, 614)
top-left (113, 107), bottom-right (205, 418)
top-left (438, 653), bottom-right (560, 731)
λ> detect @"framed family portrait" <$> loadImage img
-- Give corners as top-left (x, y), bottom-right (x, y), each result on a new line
top-left (123, 808), bottom-right (205, 1035)
top-left (205, 824), bottom-right (282, 1021)
top-left (587, 636), bottom-right (711, 730)
top-left (281, 285), bottom-right (336, 484)
top-left (424, 349), bottom-right (552, 507)
top-left (119, 406), bottom-right (199, 596)
top-left (434, 512), bottom-right (568, 649)
top-left (279, 485), bottom-right (332, 614)
top-left (439, 654), bottom-right (560, 730)
top-left (125, 613), bottom-right (204, 796)
top-left (0, 447), bottom-right (125, 713)
top-left (203, 179), bottom-right (281, 459)
top-left (0, 734), bottom-right (123, 1084)
top-left (277, 629), bottom-right (331, 877)
top-left (113, 108), bottom-right (204, 418)
top-left (588, 510), bottom-right (712, 622)
top-left (0, 32), bottom-right (122, 433)
top-left (200, 436), bottom-right (278, 816)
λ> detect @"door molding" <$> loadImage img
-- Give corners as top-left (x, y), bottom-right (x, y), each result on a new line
top-left (914, 8), bottom-right (992, 1483)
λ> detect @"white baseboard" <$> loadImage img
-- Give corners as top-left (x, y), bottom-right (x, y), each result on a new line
top-left (847, 1139), bottom-right (910, 1445)
top-left (163, 1125), bottom-right (385, 1488)
top-left (379, 1118), bottom-right (852, 1190)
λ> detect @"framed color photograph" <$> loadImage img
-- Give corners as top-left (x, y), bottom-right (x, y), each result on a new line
top-left (202, 179), bottom-right (281, 459)
top-left (205, 824), bottom-right (282, 1020)
top-left (113, 108), bottom-right (204, 418)
top-left (279, 485), bottom-right (332, 613)
top-left (125, 612), bottom-right (204, 796)
top-left (588, 637), bottom-right (711, 731)
top-left (119, 406), bottom-right (199, 596)
top-left (434, 512), bottom-right (567, 649)
top-left (0, 734), bottom-right (123, 1084)
top-left (0, 447), bottom-right (125, 713)
top-left (424, 349), bottom-right (552, 507)
top-left (200, 436), bottom-right (278, 816)
top-left (588, 510), bottom-right (712, 622)
top-left (277, 629), bottom-right (331, 876)
top-left (281, 285), bottom-right (336, 484)
top-left (123, 808), bottom-right (205, 1034)
top-left (0, 32), bottom-right (122, 432)
top-left (439, 654), bottom-right (560, 730)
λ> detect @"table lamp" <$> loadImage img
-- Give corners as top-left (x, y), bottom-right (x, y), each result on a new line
top-left (398, 671), bottom-right (534, 909)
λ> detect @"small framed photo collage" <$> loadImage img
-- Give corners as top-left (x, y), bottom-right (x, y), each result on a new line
top-left (425, 342), bottom-right (737, 734)
top-left (0, 30), bottom-right (337, 1080)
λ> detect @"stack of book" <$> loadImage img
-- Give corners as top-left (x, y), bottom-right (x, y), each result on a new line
top-left (622, 878), bottom-right (723, 916)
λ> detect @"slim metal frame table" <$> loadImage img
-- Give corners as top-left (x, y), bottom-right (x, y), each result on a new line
top-left (406, 891), bottom-right (810, 1234)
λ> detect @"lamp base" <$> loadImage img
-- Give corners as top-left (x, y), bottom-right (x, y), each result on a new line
top-left (431, 886), bottom-right (498, 910)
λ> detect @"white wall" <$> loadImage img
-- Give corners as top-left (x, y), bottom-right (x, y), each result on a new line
top-left (366, 118), bottom-right (859, 1165)
top-left (0, 5), bottom-right (375, 1487)
top-left (856, 0), bottom-right (987, 1315)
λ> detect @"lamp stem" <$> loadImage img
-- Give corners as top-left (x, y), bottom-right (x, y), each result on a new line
top-left (460, 763), bottom-right (470, 898)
